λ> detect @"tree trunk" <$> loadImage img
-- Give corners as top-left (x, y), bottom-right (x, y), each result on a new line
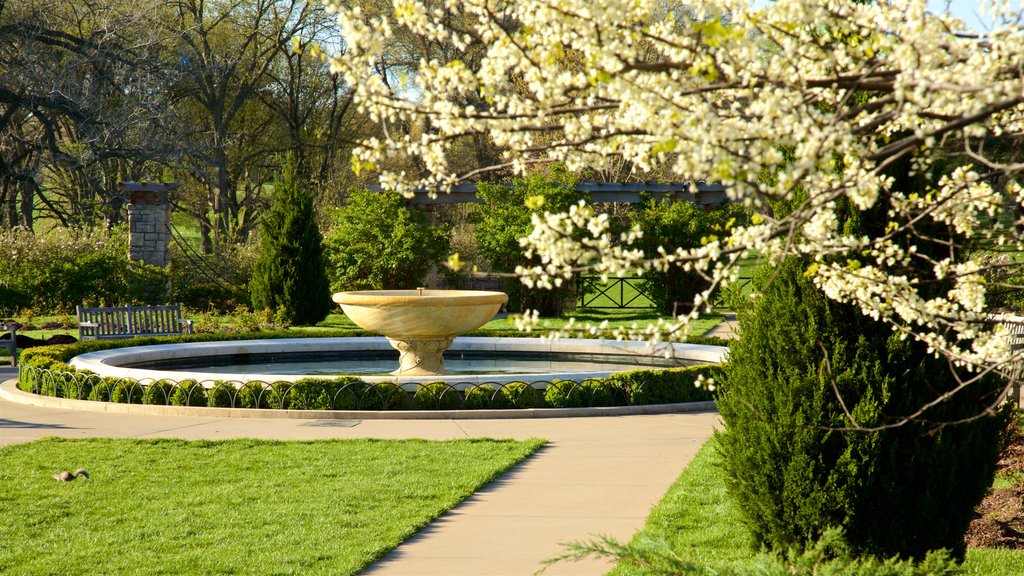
top-left (18, 178), bottom-right (33, 229)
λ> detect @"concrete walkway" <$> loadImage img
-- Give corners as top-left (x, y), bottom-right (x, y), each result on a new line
top-left (0, 367), bottom-right (719, 575)
top-left (703, 312), bottom-right (738, 340)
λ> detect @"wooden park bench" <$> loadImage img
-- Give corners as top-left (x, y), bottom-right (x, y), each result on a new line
top-left (1002, 314), bottom-right (1024, 406)
top-left (1, 320), bottom-right (19, 366)
top-left (77, 304), bottom-right (194, 341)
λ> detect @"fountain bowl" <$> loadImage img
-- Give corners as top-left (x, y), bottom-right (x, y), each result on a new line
top-left (333, 289), bottom-right (508, 376)
top-left (333, 290), bottom-right (507, 338)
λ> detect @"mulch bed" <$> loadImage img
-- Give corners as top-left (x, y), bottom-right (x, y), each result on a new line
top-left (965, 418), bottom-right (1024, 549)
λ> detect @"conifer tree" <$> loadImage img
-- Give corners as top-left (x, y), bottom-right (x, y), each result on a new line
top-left (249, 154), bottom-right (331, 325)
top-left (717, 257), bottom-right (1010, 560)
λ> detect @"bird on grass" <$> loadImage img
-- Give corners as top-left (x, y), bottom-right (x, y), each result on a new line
top-left (53, 468), bottom-right (90, 482)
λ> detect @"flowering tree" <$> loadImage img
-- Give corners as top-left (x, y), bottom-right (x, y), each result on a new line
top-left (327, 0), bottom-right (1024, 398)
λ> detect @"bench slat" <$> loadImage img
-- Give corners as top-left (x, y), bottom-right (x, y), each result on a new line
top-left (77, 304), bottom-right (193, 341)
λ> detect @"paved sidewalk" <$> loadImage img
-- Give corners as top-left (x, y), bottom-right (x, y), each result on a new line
top-left (0, 368), bottom-right (718, 575)
top-left (703, 312), bottom-right (738, 340)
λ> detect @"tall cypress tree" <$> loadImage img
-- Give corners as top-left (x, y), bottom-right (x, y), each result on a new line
top-left (249, 155), bottom-right (331, 325)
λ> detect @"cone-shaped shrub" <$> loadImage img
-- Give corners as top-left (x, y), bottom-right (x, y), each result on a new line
top-left (717, 257), bottom-right (1009, 560)
top-left (250, 154), bottom-right (331, 326)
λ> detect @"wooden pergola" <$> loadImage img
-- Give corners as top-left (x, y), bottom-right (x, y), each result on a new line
top-left (368, 181), bottom-right (729, 208)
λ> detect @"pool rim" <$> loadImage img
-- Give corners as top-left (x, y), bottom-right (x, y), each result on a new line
top-left (67, 336), bottom-right (727, 385)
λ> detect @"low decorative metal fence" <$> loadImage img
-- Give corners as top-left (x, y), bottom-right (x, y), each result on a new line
top-left (17, 363), bottom-right (718, 411)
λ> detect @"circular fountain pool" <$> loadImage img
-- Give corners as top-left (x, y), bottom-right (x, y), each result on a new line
top-left (68, 337), bottom-right (727, 385)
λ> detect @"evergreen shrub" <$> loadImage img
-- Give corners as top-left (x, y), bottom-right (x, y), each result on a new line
top-left (110, 380), bottom-right (143, 404)
top-left (143, 380), bottom-right (175, 405)
top-left (493, 382), bottom-right (543, 409)
top-left (207, 382), bottom-right (234, 407)
top-left (716, 258), bottom-right (1010, 560)
top-left (413, 382), bottom-right (460, 410)
top-left (544, 379), bottom-right (584, 408)
top-left (359, 382), bottom-right (405, 410)
top-left (249, 154), bottom-right (332, 326)
top-left (169, 380), bottom-right (207, 407)
top-left (580, 379), bottom-right (615, 406)
top-left (463, 384), bottom-right (498, 409)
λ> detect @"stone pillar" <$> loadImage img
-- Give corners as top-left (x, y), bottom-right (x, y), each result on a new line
top-left (121, 182), bottom-right (178, 268)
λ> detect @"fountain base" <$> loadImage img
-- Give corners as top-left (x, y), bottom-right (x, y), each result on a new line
top-left (387, 336), bottom-right (454, 376)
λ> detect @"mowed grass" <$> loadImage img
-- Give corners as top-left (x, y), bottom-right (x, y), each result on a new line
top-left (608, 437), bottom-right (1024, 576)
top-left (0, 437), bottom-right (545, 575)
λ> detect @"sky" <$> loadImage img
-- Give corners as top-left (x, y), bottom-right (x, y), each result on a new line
top-left (926, 0), bottom-right (1018, 31)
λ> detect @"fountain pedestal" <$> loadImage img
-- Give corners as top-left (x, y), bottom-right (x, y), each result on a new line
top-left (387, 337), bottom-right (454, 376)
top-left (332, 290), bottom-right (508, 377)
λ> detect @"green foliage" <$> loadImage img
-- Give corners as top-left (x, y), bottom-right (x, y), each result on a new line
top-left (565, 529), bottom-right (959, 576)
top-left (169, 380), bottom-right (207, 407)
top-left (581, 378), bottom-right (616, 406)
top-left (237, 382), bottom-right (275, 409)
top-left (474, 166), bottom-right (583, 314)
top-left (631, 198), bottom-right (749, 315)
top-left (493, 381), bottom-right (543, 409)
top-left (544, 379), bottom-right (584, 407)
top-left (170, 242), bottom-right (255, 311)
top-left (207, 382), bottom-right (234, 407)
top-left (249, 155), bottom-right (332, 325)
top-left (143, 380), bottom-right (175, 405)
top-left (110, 380), bottom-right (143, 404)
top-left (358, 382), bottom-right (406, 410)
top-left (463, 384), bottom-right (498, 409)
top-left (716, 258), bottom-right (1010, 561)
top-left (324, 188), bottom-right (449, 290)
top-left (612, 365), bottom-right (720, 405)
top-left (413, 381), bottom-right (460, 410)
top-left (0, 227), bottom-right (171, 314)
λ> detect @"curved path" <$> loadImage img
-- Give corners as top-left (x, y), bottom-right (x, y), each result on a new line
top-left (0, 367), bottom-right (719, 576)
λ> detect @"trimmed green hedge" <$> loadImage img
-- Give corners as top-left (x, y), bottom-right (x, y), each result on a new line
top-left (16, 335), bottom-right (721, 411)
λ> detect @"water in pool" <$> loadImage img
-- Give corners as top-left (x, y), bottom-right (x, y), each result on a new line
top-left (126, 351), bottom-right (685, 376)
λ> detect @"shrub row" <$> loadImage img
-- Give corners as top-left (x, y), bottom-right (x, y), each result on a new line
top-left (18, 363), bottom-right (720, 411)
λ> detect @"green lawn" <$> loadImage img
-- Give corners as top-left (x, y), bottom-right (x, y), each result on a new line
top-left (605, 437), bottom-right (1024, 576)
top-left (0, 437), bottom-right (544, 575)
top-left (296, 309), bottom-right (724, 340)
top-left (14, 307), bottom-right (724, 342)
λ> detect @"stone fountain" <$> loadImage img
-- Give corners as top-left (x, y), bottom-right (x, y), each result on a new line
top-left (332, 289), bottom-right (508, 376)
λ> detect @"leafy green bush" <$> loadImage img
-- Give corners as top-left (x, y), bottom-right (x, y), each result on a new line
top-left (143, 380), bottom-right (175, 405)
top-left (237, 382), bottom-right (274, 409)
top-left (544, 379), bottom-right (584, 408)
top-left (494, 382), bottom-right (543, 409)
top-left (474, 166), bottom-right (583, 314)
top-left (110, 380), bottom-right (143, 404)
top-left (580, 379), bottom-right (615, 406)
top-left (207, 382), bottom-right (234, 408)
top-left (631, 197), bottom-right (749, 315)
top-left (414, 381), bottom-right (460, 410)
top-left (613, 365), bottom-right (719, 405)
top-left (716, 258), bottom-right (1010, 560)
top-left (249, 155), bottom-right (332, 325)
top-left (169, 380), bottom-right (207, 407)
top-left (358, 382), bottom-right (406, 410)
top-left (0, 226), bottom-right (170, 314)
top-left (324, 188), bottom-right (449, 291)
top-left (463, 384), bottom-right (498, 409)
